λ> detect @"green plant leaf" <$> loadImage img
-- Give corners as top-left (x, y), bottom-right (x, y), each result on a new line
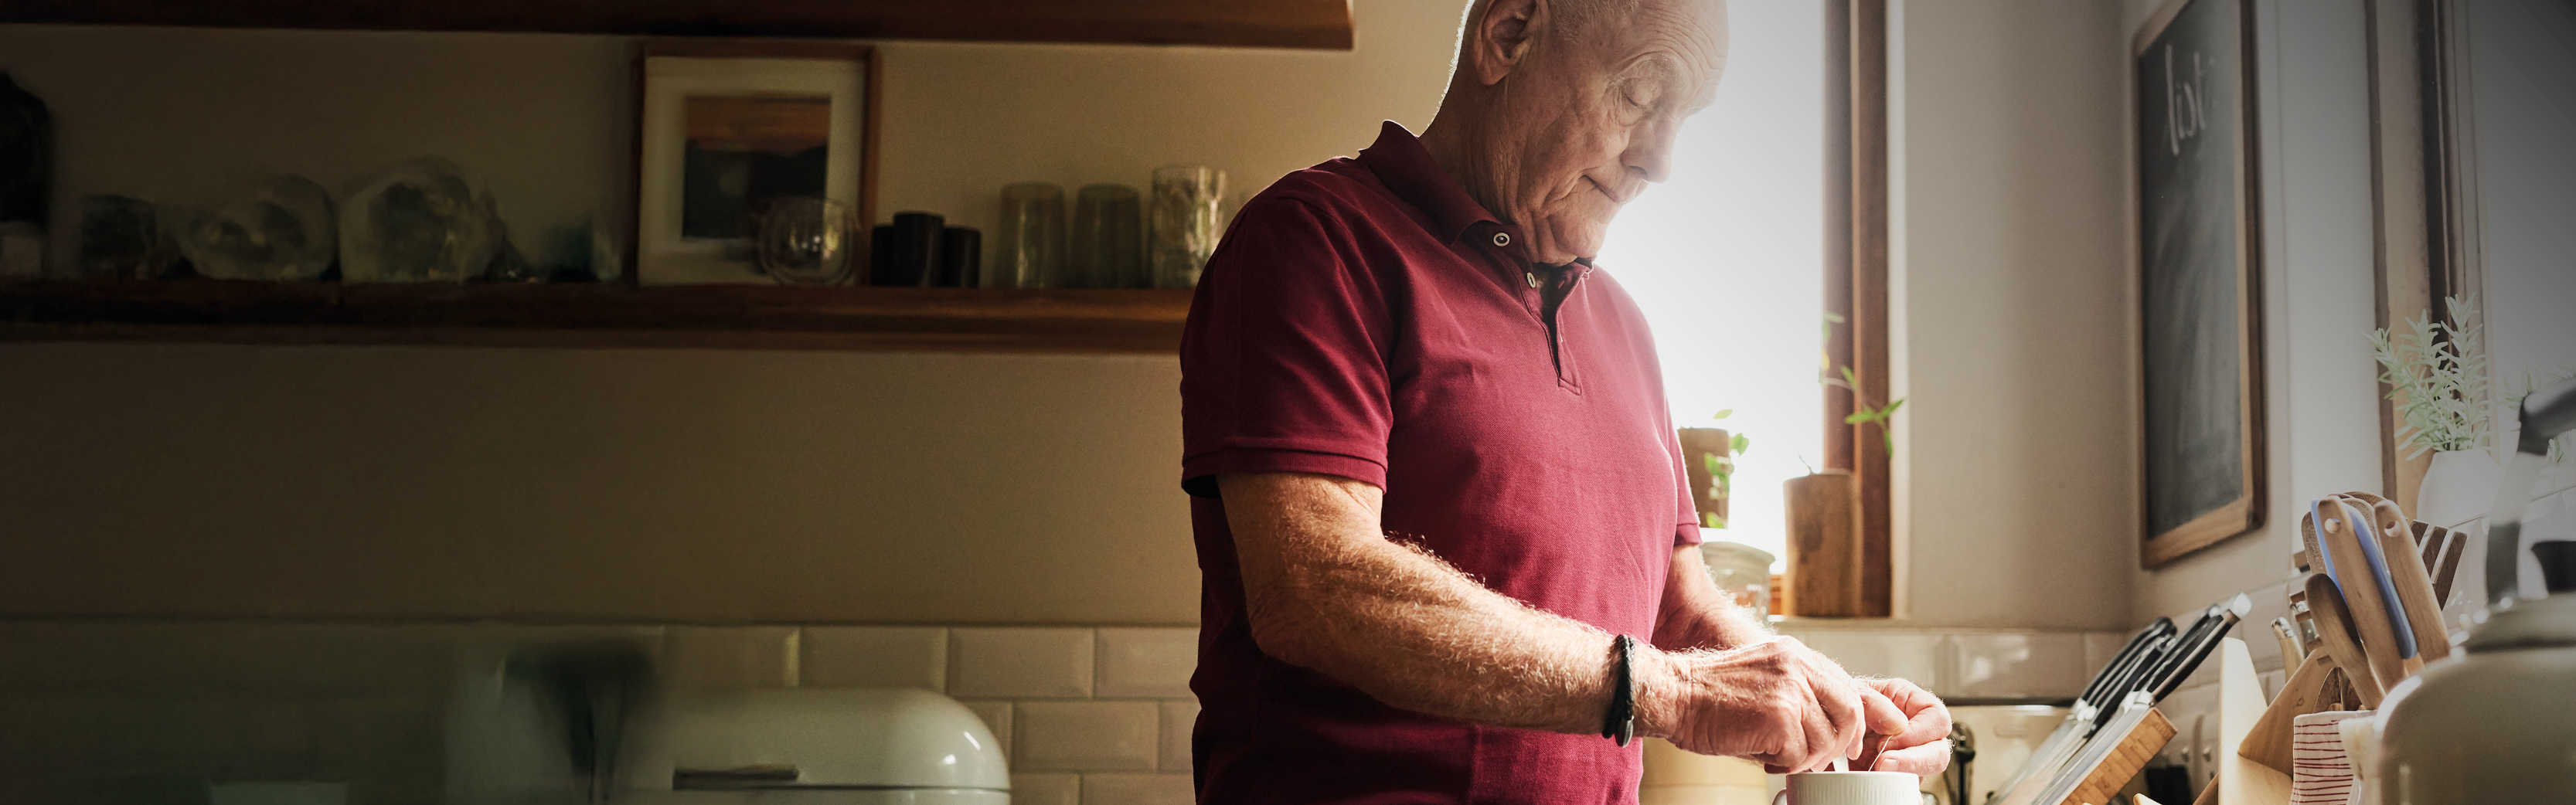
top-left (1731, 433), bottom-right (1751, 454)
top-left (1712, 409), bottom-right (1733, 420)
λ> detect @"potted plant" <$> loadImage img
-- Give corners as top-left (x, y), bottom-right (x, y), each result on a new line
top-left (2370, 295), bottom-right (2493, 527)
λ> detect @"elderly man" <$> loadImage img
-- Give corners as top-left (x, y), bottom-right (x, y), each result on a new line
top-left (1177, 0), bottom-right (1949, 801)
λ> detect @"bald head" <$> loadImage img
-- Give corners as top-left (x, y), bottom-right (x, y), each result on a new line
top-left (1420, 0), bottom-right (1729, 263)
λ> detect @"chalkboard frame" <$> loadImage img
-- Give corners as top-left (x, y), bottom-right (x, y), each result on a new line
top-left (2134, 0), bottom-right (2268, 568)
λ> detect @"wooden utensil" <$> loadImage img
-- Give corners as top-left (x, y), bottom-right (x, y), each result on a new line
top-left (2237, 652), bottom-right (2344, 775)
top-left (2429, 523), bottom-right (2469, 607)
top-left (2298, 507), bottom-right (2325, 574)
top-left (2314, 498), bottom-right (2411, 687)
top-left (2302, 572), bottom-right (2384, 708)
top-left (2411, 518), bottom-right (2442, 569)
top-left (2364, 497), bottom-right (2452, 664)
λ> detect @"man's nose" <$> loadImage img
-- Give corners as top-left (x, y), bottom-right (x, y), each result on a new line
top-left (1625, 120), bottom-right (1682, 184)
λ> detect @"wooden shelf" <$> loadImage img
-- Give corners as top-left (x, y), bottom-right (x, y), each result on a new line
top-left (0, 0), bottom-right (1355, 50)
top-left (0, 280), bottom-right (1193, 354)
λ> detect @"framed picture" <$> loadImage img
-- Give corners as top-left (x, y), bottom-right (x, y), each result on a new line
top-left (633, 40), bottom-right (880, 284)
top-left (2135, 0), bottom-right (2267, 567)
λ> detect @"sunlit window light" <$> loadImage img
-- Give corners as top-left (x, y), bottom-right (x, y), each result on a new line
top-left (1597, 1), bottom-right (1824, 571)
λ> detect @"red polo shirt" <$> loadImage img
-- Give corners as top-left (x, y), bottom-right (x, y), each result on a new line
top-left (1179, 121), bottom-right (1700, 805)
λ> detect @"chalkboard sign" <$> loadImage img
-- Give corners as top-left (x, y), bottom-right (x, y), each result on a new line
top-left (2135, 0), bottom-right (2265, 567)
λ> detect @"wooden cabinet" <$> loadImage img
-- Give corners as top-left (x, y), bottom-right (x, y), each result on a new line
top-left (0, 280), bottom-right (1193, 354)
top-left (0, 0), bottom-right (1355, 50)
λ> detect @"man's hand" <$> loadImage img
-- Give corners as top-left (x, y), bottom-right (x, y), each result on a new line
top-left (1636, 636), bottom-right (1909, 773)
top-left (1853, 677), bottom-right (1951, 776)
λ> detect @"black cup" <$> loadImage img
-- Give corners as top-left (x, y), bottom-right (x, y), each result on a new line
top-left (889, 212), bottom-right (945, 287)
top-left (867, 224), bottom-right (898, 286)
top-left (939, 226), bottom-right (981, 288)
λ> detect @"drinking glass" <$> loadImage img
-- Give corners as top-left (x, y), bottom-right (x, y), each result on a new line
top-left (1149, 165), bottom-right (1224, 290)
top-left (992, 182), bottom-right (1066, 288)
top-left (1071, 184), bottom-right (1144, 289)
top-left (756, 197), bottom-right (856, 286)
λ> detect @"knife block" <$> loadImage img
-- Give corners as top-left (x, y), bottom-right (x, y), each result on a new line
top-left (1785, 470), bottom-right (1863, 616)
top-left (2049, 708), bottom-right (2176, 805)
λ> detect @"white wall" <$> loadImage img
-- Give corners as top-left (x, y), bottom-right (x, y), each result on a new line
top-left (2125, 0), bottom-right (2387, 627)
top-left (0, 2), bottom-right (1463, 624)
top-left (1891, 0), bottom-right (2138, 629)
top-left (0, 1), bottom-right (2264, 633)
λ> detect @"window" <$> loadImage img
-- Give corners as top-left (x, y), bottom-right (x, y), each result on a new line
top-left (1604, 1), bottom-right (1893, 616)
top-left (1600, 1), bottom-right (1826, 573)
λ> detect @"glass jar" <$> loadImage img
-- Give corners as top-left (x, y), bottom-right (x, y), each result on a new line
top-left (992, 182), bottom-right (1065, 289)
top-left (1698, 541), bottom-right (1777, 616)
top-left (1071, 184), bottom-right (1144, 289)
top-left (1148, 165), bottom-right (1224, 289)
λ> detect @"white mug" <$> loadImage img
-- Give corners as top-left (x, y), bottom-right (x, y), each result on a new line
top-left (1768, 771), bottom-right (1921, 805)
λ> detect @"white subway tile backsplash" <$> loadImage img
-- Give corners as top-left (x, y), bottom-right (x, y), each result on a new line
top-left (961, 699), bottom-right (1014, 759)
top-left (2082, 630), bottom-right (2131, 679)
top-left (1080, 773), bottom-right (1196, 805)
top-left (1096, 628), bottom-right (1197, 699)
top-left (1778, 629), bottom-right (1939, 684)
top-left (1010, 773), bottom-right (1080, 805)
top-left (1158, 699), bottom-right (1199, 772)
top-left (1937, 633), bottom-right (2086, 700)
top-left (665, 627), bottom-right (800, 691)
top-left (1016, 701), bottom-right (1159, 772)
top-left (802, 627), bottom-right (948, 690)
top-left (951, 628), bottom-right (1094, 698)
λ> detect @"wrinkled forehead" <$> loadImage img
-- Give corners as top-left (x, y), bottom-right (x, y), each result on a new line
top-left (1605, 0), bottom-right (1727, 75)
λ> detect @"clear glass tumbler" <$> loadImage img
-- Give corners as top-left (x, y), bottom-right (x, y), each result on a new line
top-left (1072, 184), bottom-right (1144, 289)
top-left (1149, 165), bottom-right (1225, 290)
top-left (992, 182), bottom-right (1066, 289)
top-left (756, 197), bottom-right (856, 286)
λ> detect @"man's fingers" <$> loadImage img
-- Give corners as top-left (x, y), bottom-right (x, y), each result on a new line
top-left (1857, 684), bottom-right (1907, 736)
top-left (1867, 742), bottom-right (1952, 777)
top-left (1863, 677), bottom-right (1952, 749)
top-left (1806, 663), bottom-right (1866, 762)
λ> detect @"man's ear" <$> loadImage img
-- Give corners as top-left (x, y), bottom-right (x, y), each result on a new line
top-left (1465, 0), bottom-right (1547, 86)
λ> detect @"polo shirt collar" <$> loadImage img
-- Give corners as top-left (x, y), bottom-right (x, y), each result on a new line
top-left (1356, 121), bottom-right (1503, 246)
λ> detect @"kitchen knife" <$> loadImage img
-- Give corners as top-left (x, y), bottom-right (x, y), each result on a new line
top-left (1987, 619), bottom-right (2174, 805)
top-left (2315, 498), bottom-right (2411, 688)
top-left (2076, 617), bottom-right (2173, 708)
top-left (2146, 595), bottom-right (2248, 701)
top-left (2271, 616), bottom-right (2305, 665)
top-left (2112, 601), bottom-right (2220, 724)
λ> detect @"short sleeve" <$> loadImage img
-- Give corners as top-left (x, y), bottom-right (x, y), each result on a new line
top-left (1669, 423), bottom-right (1705, 548)
top-left (1179, 197), bottom-right (1393, 498)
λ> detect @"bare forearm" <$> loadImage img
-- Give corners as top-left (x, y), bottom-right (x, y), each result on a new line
top-left (1653, 545), bottom-right (1775, 651)
top-left (1221, 473), bottom-right (1617, 734)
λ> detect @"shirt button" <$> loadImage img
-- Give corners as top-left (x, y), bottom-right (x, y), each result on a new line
top-left (1526, 272), bottom-right (1540, 288)
top-left (1492, 232), bottom-right (1512, 247)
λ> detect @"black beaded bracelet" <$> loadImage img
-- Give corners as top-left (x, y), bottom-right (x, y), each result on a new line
top-left (1602, 633), bottom-right (1637, 746)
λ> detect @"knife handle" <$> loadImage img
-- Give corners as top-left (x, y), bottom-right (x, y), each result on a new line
top-left (2318, 498), bottom-right (2411, 688)
top-left (2149, 611), bottom-right (2237, 701)
top-left (2081, 618), bottom-right (2173, 710)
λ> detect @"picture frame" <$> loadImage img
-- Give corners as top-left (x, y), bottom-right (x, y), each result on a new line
top-left (631, 40), bottom-right (880, 285)
top-left (2134, 0), bottom-right (2267, 567)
